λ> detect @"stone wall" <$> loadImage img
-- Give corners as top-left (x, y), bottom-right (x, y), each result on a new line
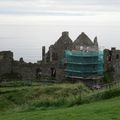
top-left (45, 32), bottom-right (98, 63)
top-left (104, 47), bottom-right (120, 81)
top-left (12, 61), bottom-right (37, 80)
top-left (73, 32), bottom-right (98, 51)
top-left (0, 51), bottom-right (42, 81)
top-left (113, 62), bottom-right (120, 81)
top-left (45, 31), bottom-right (73, 63)
top-left (0, 51), bottom-right (13, 76)
top-left (0, 51), bottom-right (64, 81)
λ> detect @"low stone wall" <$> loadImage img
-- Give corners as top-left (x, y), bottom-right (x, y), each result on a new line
top-left (12, 61), bottom-right (42, 80)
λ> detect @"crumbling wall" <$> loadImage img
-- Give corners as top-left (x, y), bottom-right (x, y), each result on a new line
top-left (46, 31), bottom-right (73, 63)
top-left (104, 48), bottom-right (120, 81)
top-left (12, 61), bottom-right (42, 80)
top-left (73, 32), bottom-right (98, 51)
top-left (0, 60), bottom-right (12, 75)
top-left (0, 51), bottom-right (13, 77)
top-left (113, 62), bottom-right (120, 81)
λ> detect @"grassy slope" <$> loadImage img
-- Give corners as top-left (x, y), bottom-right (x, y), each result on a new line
top-left (0, 83), bottom-right (90, 111)
top-left (0, 96), bottom-right (120, 120)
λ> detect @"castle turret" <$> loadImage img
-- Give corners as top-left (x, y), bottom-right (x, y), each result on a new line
top-left (62, 31), bottom-right (69, 37)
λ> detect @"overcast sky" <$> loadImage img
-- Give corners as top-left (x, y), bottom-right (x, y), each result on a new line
top-left (0, 0), bottom-right (120, 62)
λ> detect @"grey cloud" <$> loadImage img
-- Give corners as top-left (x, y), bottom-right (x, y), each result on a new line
top-left (0, 0), bottom-right (120, 16)
top-left (0, 8), bottom-right (96, 16)
top-left (0, 0), bottom-right (120, 5)
top-left (55, 0), bottom-right (120, 5)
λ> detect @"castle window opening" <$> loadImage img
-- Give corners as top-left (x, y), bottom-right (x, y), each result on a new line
top-left (116, 54), bottom-right (119, 59)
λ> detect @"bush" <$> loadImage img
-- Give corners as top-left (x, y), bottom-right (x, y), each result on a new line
top-left (81, 87), bottom-right (120, 104)
top-left (102, 88), bottom-right (120, 99)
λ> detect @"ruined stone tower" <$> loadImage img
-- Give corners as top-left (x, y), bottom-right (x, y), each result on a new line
top-left (46, 31), bottom-right (73, 63)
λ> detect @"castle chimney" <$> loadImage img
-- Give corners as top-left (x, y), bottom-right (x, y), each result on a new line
top-left (62, 31), bottom-right (69, 36)
top-left (42, 46), bottom-right (46, 63)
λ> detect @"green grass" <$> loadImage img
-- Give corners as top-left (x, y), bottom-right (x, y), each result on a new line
top-left (0, 96), bottom-right (120, 120)
top-left (0, 83), bottom-right (89, 112)
top-left (1, 82), bottom-right (120, 120)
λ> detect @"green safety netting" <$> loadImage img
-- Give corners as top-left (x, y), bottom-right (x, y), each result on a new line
top-left (64, 50), bottom-right (104, 78)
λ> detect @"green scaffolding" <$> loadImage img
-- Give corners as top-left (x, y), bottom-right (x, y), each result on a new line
top-left (64, 50), bottom-right (104, 78)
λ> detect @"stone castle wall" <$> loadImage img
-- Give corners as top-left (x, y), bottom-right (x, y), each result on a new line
top-left (104, 47), bottom-right (120, 81)
top-left (0, 51), bottom-right (61, 81)
top-left (0, 51), bottom-right (13, 76)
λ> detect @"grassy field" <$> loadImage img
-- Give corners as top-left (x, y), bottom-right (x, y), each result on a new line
top-left (0, 96), bottom-right (120, 120)
top-left (1, 82), bottom-right (120, 120)
top-left (0, 83), bottom-right (90, 112)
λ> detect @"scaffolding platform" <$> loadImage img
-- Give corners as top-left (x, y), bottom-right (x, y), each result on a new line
top-left (64, 50), bottom-right (104, 79)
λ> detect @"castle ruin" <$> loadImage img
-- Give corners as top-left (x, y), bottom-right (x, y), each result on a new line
top-left (0, 31), bottom-right (120, 84)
